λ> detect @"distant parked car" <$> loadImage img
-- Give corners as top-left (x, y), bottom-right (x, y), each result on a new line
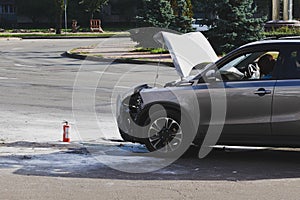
top-left (117, 33), bottom-right (300, 156)
top-left (191, 18), bottom-right (210, 32)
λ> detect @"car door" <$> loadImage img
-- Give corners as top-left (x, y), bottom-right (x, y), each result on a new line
top-left (221, 80), bottom-right (275, 137)
top-left (272, 46), bottom-right (300, 136)
top-left (196, 50), bottom-right (280, 141)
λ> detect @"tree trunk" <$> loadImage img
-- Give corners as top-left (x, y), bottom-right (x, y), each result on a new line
top-left (55, 0), bottom-right (63, 34)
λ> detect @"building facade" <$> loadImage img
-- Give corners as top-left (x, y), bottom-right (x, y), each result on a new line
top-left (0, 0), bottom-right (17, 27)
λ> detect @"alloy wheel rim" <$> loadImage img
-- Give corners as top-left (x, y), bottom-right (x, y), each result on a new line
top-left (148, 117), bottom-right (183, 152)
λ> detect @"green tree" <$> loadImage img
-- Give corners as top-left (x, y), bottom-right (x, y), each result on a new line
top-left (253, 0), bottom-right (271, 19)
top-left (170, 0), bottom-right (193, 33)
top-left (110, 0), bottom-right (140, 22)
top-left (138, 0), bottom-right (174, 28)
top-left (204, 0), bottom-right (266, 54)
top-left (16, 0), bottom-right (54, 25)
top-left (68, 0), bottom-right (90, 27)
top-left (79, 0), bottom-right (109, 19)
top-left (170, 0), bottom-right (193, 18)
top-left (186, 0), bottom-right (193, 18)
top-left (54, 0), bottom-right (64, 34)
top-left (132, 0), bottom-right (175, 47)
top-left (138, 0), bottom-right (193, 33)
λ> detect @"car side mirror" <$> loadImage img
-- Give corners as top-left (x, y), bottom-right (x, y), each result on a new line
top-left (205, 70), bottom-right (216, 82)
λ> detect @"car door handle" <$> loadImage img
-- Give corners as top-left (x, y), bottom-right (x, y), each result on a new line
top-left (254, 88), bottom-right (272, 96)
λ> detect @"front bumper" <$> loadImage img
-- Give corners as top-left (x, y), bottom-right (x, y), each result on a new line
top-left (117, 101), bottom-right (145, 143)
top-left (116, 84), bottom-right (151, 143)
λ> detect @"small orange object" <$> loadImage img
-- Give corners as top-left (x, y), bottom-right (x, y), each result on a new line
top-left (63, 121), bottom-right (70, 142)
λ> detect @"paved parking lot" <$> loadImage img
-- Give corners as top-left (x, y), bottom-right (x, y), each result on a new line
top-left (0, 38), bottom-right (300, 199)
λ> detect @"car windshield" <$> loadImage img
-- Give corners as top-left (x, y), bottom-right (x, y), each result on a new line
top-left (220, 54), bottom-right (251, 71)
top-left (218, 53), bottom-right (253, 80)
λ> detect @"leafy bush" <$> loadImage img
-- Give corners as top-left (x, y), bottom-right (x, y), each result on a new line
top-left (264, 26), bottom-right (300, 38)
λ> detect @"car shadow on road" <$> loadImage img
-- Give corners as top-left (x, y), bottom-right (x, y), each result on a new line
top-left (1, 141), bottom-right (300, 181)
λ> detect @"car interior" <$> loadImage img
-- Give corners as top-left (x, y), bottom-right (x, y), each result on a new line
top-left (218, 51), bottom-right (280, 81)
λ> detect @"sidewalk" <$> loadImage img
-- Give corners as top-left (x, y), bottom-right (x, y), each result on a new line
top-left (0, 31), bottom-right (129, 39)
top-left (0, 31), bottom-right (173, 66)
top-left (65, 37), bottom-right (173, 66)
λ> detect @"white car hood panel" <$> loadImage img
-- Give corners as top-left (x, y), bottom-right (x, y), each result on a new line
top-left (154, 31), bottom-right (218, 78)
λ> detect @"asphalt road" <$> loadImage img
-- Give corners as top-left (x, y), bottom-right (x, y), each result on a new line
top-left (1, 38), bottom-right (300, 200)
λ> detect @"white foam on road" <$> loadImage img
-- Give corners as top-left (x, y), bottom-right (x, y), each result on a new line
top-left (0, 77), bottom-right (16, 80)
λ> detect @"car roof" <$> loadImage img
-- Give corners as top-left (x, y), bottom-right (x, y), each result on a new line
top-left (241, 39), bottom-right (300, 49)
top-left (214, 38), bottom-right (300, 67)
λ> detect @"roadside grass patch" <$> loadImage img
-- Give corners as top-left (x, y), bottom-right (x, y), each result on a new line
top-left (131, 47), bottom-right (169, 54)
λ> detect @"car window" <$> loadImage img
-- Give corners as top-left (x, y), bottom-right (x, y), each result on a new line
top-left (279, 48), bottom-right (300, 79)
top-left (217, 51), bottom-right (280, 81)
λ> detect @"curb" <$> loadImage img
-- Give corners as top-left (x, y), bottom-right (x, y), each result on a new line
top-left (63, 51), bottom-right (174, 67)
top-left (0, 37), bottom-right (22, 41)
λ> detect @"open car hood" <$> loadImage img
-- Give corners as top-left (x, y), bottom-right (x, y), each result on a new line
top-left (154, 31), bottom-right (219, 78)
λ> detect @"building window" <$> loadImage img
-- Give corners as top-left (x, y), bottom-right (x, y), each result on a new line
top-left (1, 4), bottom-right (15, 14)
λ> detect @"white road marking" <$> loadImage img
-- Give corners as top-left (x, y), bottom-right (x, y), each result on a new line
top-left (93, 71), bottom-right (120, 75)
top-left (12, 48), bottom-right (23, 50)
top-left (14, 63), bottom-right (35, 68)
top-left (114, 86), bottom-right (131, 89)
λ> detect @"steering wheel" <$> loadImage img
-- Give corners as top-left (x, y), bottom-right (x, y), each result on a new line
top-left (245, 63), bottom-right (260, 79)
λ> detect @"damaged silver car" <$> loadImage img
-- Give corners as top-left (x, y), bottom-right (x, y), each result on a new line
top-left (117, 32), bottom-right (300, 155)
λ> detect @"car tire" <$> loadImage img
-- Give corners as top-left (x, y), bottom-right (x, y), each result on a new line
top-left (143, 109), bottom-right (194, 157)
